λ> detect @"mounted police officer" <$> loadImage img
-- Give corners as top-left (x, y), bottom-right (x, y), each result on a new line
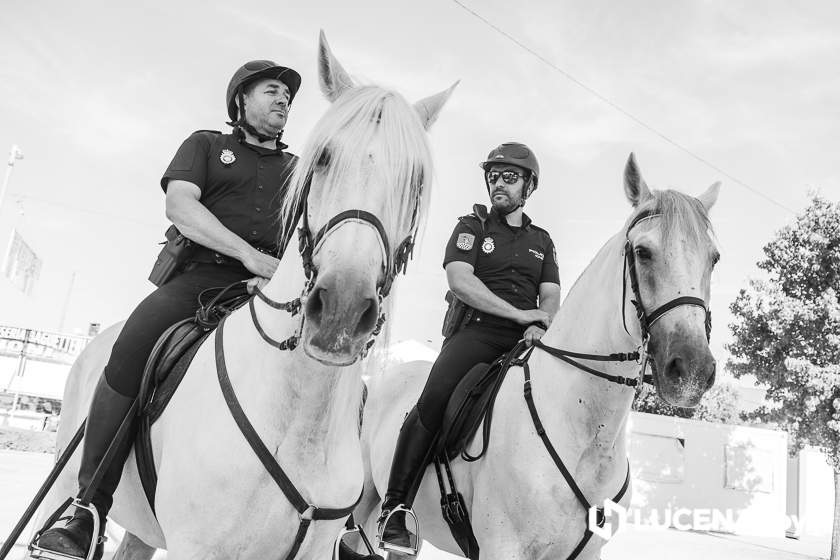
top-left (34, 60), bottom-right (303, 560)
top-left (378, 142), bottom-right (562, 556)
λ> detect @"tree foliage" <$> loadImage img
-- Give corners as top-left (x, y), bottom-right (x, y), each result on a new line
top-left (727, 195), bottom-right (840, 468)
top-left (633, 382), bottom-right (741, 424)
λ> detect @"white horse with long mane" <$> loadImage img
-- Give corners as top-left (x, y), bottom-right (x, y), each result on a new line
top-left (355, 156), bottom-right (720, 559)
top-left (36, 32), bottom-right (455, 560)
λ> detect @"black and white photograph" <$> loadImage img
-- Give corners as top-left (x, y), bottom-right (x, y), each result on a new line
top-left (1, 1), bottom-right (839, 559)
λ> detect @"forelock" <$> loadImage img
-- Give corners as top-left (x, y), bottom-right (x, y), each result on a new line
top-left (631, 189), bottom-right (714, 252)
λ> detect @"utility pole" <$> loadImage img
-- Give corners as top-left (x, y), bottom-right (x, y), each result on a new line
top-left (0, 144), bottom-right (24, 215)
top-left (57, 271), bottom-right (76, 332)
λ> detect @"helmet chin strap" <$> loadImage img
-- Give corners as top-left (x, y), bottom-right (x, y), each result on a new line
top-left (228, 89), bottom-right (286, 146)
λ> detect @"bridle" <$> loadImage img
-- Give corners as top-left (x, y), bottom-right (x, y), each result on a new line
top-left (621, 210), bottom-right (712, 359)
top-left (250, 173), bottom-right (424, 357)
top-left (514, 208), bottom-right (715, 560)
top-left (531, 209), bottom-right (712, 387)
top-left (297, 204), bottom-right (418, 299)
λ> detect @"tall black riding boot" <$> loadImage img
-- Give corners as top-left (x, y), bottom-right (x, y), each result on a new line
top-left (35, 375), bottom-right (137, 560)
top-left (377, 406), bottom-right (437, 557)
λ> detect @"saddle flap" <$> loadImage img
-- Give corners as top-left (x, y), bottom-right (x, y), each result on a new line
top-left (437, 360), bottom-right (502, 460)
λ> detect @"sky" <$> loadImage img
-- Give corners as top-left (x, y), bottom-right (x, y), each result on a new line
top-left (1, 0), bottom-right (839, 376)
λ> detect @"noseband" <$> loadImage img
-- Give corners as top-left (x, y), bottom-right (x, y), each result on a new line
top-left (297, 207), bottom-right (415, 299)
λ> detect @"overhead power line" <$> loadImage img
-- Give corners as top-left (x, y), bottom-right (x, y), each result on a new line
top-left (451, 0), bottom-right (795, 215)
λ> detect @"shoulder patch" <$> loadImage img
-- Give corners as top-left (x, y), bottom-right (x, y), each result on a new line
top-left (456, 233), bottom-right (475, 251)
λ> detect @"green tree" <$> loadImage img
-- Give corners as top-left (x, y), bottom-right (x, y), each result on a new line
top-left (727, 195), bottom-right (840, 558)
top-left (633, 382), bottom-right (741, 424)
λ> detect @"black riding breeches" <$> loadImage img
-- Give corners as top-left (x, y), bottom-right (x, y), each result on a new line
top-left (103, 264), bottom-right (251, 397)
top-left (415, 324), bottom-right (522, 432)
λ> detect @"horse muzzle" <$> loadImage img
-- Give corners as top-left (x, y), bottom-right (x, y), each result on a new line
top-left (649, 324), bottom-right (716, 408)
top-left (301, 271), bottom-right (381, 366)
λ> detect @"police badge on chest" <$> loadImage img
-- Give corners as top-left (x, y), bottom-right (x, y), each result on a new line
top-left (220, 149), bottom-right (236, 167)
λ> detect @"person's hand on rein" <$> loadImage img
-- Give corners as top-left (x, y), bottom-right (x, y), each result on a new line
top-left (523, 324), bottom-right (546, 347)
top-left (241, 249), bottom-right (280, 279)
top-left (246, 276), bottom-right (270, 295)
top-left (516, 308), bottom-right (550, 327)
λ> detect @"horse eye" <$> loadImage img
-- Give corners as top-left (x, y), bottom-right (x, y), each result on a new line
top-left (712, 252), bottom-right (721, 266)
top-left (634, 246), bottom-right (652, 260)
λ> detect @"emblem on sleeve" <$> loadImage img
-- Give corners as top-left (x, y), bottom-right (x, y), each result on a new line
top-left (456, 233), bottom-right (475, 251)
top-left (220, 149), bottom-right (236, 166)
top-left (482, 237), bottom-right (495, 254)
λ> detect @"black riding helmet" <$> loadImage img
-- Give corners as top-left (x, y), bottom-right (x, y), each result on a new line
top-left (226, 60), bottom-right (302, 122)
top-left (479, 142), bottom-right (540, 193)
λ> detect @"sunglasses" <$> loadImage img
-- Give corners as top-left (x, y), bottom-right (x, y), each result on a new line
top-left (486, 170), bottom-right (526, 185)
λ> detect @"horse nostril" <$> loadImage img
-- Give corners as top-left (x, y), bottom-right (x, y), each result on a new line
top-left (665, 356), bottom-right (686, 382)
top-left (306, 287), bottom-right (326, 323)
top-left (355, 297), bottom-right (379, 336)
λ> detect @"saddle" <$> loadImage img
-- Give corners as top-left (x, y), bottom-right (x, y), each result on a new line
top-left (431, 341), bottom-right (529, 560)
top-left (134, 285), bottom-right (250, 511)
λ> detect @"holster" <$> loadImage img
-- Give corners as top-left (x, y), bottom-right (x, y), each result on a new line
top-left (148, 225), bottom-right (196, 287)
top-left (441, 291), bottom-right (473, 338)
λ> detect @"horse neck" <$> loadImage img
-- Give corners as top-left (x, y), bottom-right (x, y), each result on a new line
top-left (534, 232), bottom-right (639, 450)
top-left (227, 250), bottom-right (364, 464)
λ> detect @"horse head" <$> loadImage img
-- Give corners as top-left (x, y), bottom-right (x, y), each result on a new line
top-left (622, 153), bottom-right (720, 407)
top-left (283, 31), bottom-right (456, 366)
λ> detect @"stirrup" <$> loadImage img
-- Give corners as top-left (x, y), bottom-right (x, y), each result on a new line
top-left (333, 521), bottom-right (382, 560)
top-left (377, 505), bottom-right (420, 556)
top-left (29, 499), bottom-right (104, 560)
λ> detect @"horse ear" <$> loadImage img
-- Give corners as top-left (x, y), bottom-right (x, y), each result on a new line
top-left (624, 153), bottom-right (652, 207)
top-left (414, 81), bottom-right (459, 130)
top-left (318, 30), bottom-right (354, 103)
top-left (697, 181), bottom-right (721, 212)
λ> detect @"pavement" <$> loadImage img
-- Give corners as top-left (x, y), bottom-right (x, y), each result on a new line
top-left (1, 449), bottom-right (832, 559)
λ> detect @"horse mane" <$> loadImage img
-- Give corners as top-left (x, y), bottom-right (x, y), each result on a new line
top-left (630, 188), bottom-right (716, 252)
top-left (280, 84), bottom-right (434, 251)
top-left (279, 84), bottom-right (434, 359)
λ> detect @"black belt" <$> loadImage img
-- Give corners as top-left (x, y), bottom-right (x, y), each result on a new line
top-left (189, 246), bottom-right (274, 267)
top-left (467, 310), bottom-right (522, 331)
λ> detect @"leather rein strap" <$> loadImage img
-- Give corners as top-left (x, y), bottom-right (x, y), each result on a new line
top-left (215, 315), bottom-right (362, 560)
top-left (249, 289), bottom-right (301, 351)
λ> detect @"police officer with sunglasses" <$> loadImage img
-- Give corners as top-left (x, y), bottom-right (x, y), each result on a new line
top-left (378, 142), bottom-right (561, 556)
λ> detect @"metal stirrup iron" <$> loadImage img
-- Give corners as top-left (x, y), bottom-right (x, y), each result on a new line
top-left (28, 499), bottom-right (102, 560)
top-left (333, 516), bottom-right (381, 560)
top-left (377, 505), bottom-right (420, 556)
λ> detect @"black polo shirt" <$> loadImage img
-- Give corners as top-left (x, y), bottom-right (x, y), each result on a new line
top-left (443, 206), bottom-right (559, 310)
top-left (160, 129), bottom-right (298, 254)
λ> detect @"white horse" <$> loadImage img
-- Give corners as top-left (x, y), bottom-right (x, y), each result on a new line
top-left (36, 32), bottom-right (455, 560)
top-left (355, 156), bottom-right (720, 559)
